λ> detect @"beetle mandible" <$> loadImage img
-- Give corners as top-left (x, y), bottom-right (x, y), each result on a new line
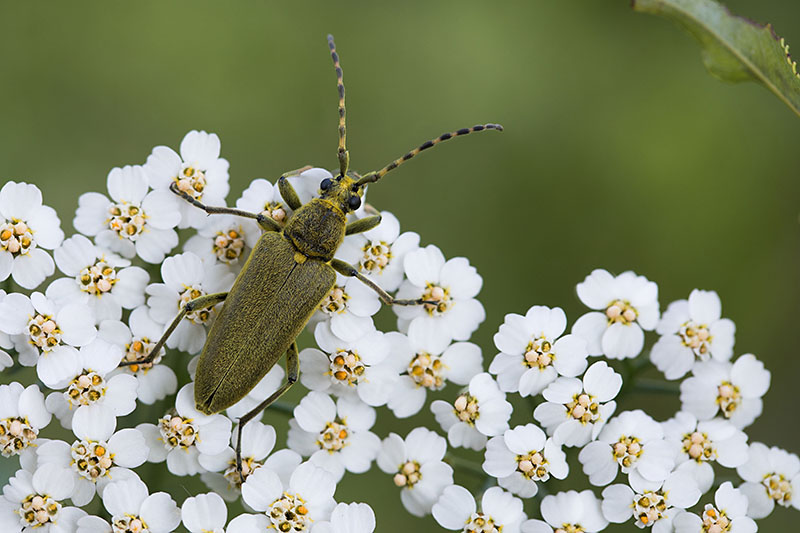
top-left (121, 35), bottom-right (503, 479)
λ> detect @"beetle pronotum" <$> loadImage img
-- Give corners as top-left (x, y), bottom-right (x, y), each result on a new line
top-left (121, 35), bottom-right (502, 480)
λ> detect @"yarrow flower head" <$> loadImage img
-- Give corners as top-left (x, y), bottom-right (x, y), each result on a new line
top-left (0, 291), bottom-right (97, 386)
top-left (651, 289), bottom-right (735, 380)
top-left (92, 476), bottom-right (181, 533)
top-left (661, 411), bottom-right (749, 493)
top-left (578, 410), bottom-right (678, 488)
top-left (520, 490), bottom-right (608, 533)
top-left (572, 269), bottom-right (659, 359)
top-left (144, 130), bottom-right (230, 229)
top-left (336, 211), bottom-right (420, 293)
top-left (673, 482), bottom-right (757, 533)
top-left (431, 372), bottom-right (513, 451)
top-left (376, 427), bottom-right (454, 517)
top-left (137, 383), bottom-right (232, 476)
top-left (680, 353), bottom-right (770, 429)
top-left (311, 273), bottom-right (381, 343)
top-left (483, 423), bottom-right (568, 498)
top-left (736, 442), bottom-right (800, 519)
top-left (433, 485), bottom-right (525, 533)
top-left (384, 330), bottom-right (482, 418)
top-left (288, 392), bottom-right (381, 482)
top-left (395, 245), bottom-right (485, 354)
top-left (313, 502), bottom-right (376, 533)
top-left (534, 361), bottom-right (622, 448)
top-left (183, 214), bottom-right (260, 270)
top-left (0, 383), bottom-right (51, 460)
top-left (490, 305), bottom-right (588, 397)
top-left (73, 165), bottom-right (180, 263)
top-left (0, 464), bottom-right (83, 533)
top-left (0, 182), bottom-right (64, 290)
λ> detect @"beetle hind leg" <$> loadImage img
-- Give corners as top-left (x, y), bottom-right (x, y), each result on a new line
top-left (330, 259), bottom-right (437, 307)
top-left (169, 182), bottom-right (282, 232)
top-left (235, 341), bottom-right (299, 483)
top-left (118, 291), bottom-right (228, 368)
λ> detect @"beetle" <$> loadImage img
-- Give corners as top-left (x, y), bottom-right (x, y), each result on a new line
top-left (121, 35), bottom-right (502, 479)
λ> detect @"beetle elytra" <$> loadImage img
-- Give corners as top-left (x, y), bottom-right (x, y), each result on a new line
top-left (121, 35), bottom-right (502, 479)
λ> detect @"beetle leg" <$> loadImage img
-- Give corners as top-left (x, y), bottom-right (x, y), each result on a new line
top-left (117, 292), bottom-right (228, 368)
top-left (330, 259), bottom-right (437, 307)
top-left (277, 175), bottom-right (303, 211)
top-left (235, 341), bottom-right (299, 482)
top-left (168, 182), bottom-right (282, 232)
top-left (345, 214), bottom-right (381, 236)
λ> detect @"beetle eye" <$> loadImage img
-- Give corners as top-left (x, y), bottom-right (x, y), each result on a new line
top-left (320, 178), bottom-right (332, 191)
top-left (348, 195), bottom-right (361, 210)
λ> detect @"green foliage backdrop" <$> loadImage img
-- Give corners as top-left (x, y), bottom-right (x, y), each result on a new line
top-left (1, 1), bottom-right (798, 530)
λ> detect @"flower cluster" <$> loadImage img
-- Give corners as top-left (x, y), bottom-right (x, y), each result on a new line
top-left (0, 130), bottom-right (796, 533)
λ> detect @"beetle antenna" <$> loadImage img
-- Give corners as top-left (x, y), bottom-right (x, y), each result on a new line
top-left (328, 34), bottom-right (349, 178)
top-left (356, 123), bottom-right (504, 185)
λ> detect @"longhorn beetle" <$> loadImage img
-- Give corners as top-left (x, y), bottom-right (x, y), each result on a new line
top-left (121, 35), bottom-right (502, 480)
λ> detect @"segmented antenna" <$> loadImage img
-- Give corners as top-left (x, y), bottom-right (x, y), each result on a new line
top-left (328, 34), bottom-right (349, 177)
top-left (356, 123), bottom-right (504, 185)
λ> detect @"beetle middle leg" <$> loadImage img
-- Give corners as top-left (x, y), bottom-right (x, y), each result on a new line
top-left (330, 259), bottom-right (435, 307)
top-left (235, 341), bottom-right (299, 482)
top-left (344, 215), bottom-right (381, 236)
top-left (118, 291), bottom-right (228, 367)
top-left (169, 182), bottom-right (282, 232)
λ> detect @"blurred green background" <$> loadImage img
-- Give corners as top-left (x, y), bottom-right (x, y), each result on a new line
top-left (1, 0), bottom-right (799, 530)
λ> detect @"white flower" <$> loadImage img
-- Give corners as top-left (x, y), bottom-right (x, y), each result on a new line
top-left (144, 130), bottom-right (230, 229)
top-left (673, 482), bottom-right (757, 533)
top-left (288, 392), bottom-right (381, 481)
top-left (223, 365), bottom-right (285, 420)
top-left (0, 295), bottom-right (12, 369)
top-left (384, 330), bottom-right (482, 418)
top-left (241, 462), bottom-right (337, 530)
top-left (336, 211), bottom-right (420, 292)
top-left (183, 214), bottom-right (260, 270)
top-left (578, 410), bottom-right (678, 488)
top-left (43, 339), bottom-right (136, 434)
top-left (73, 165), bottom-right (180, 263)
top-left (103, 306), bottom-right (178, 404)
top-left (433, 486), bottom-right (525, 532)
top-left (145, 251), bottom-right (235, 354)
top-left (0, 382), bottom-right (51, 460)
top-left (376, 427), bottom-right (454, 517)
top-left (572, 269), bottom-right (659, 359)
top-left (235, 178), bottom-right (294, 225)
top-left (0, 291), bottom-right (97, 384)
top-left (483, 423), bottom-right (568, 498)
top-left (394, 245), bottom-right (485, 353)
top-left (490, 305), bottom-right (588, 397)
top-left (36, 427), bottom-right (147, 506)
top-left (47, 234), bottom-right (149, 322)
top-left (661, 411), bottom-right (749, 492)
top-left (651, 289), bottom-right (735, 380)
top-left (181, 493), bottom-right (228, 533)
top-left (310, 273), bottom-right (381, 343)
top-left (198, 420), bottom-right (301, 500)
top-left (313, 502), bottom-right (376, 533)
top-left (680, 353), bottom-right (770, 429)
top-left (601, 471), bottom-right (701, 532)
top-left (137, 383), bottom-right (232, 476)
top-left (299, 322), bottom-right (394, 406)
top-left (0, 182), bottom-right (63, 290)
top-left (0, 465), bottom-right (84, 533)
top-left (521, 490), bottom-right (608, 533)
top-left (431, 372), bottom-right (512, 451)
top-left (534, 361), bottom-right (622, 447)
top-left (100, 477), bottom-right (181, 533)
top-left (736, 442), bottom-right (800, 518)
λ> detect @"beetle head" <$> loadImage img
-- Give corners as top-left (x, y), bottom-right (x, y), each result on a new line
top-left (318, 172), bottom-right (364, 214)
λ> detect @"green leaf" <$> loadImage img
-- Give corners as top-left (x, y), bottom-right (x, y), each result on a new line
top-left (633, 0), bottom-right (800, 117)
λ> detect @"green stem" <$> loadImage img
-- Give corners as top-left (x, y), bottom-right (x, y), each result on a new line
top-left (631, 378), bottom-right (680, 395)
top-left (444, 453), bottom-right (485, 478)
top-left (267, 401), bottom-right (295, 417)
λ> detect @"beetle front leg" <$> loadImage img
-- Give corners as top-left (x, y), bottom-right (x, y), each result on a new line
top-left (118, 292), bottom-right (228, 367)
top-left (330, 259), bottom-right (435, 307)
top-left (169, 182), bottom-right (282, 232)
top-left (235, 341), bottom-right (299, 482)
top-left (276, 165), bottom-right (312, 210)
top-left (345, 214), bottom-right (381, 236)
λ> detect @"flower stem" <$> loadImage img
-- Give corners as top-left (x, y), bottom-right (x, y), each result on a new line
top-left (444, 453), bottom-right (485, 478)
top-left (631, 378), bottom-right (680, 394)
